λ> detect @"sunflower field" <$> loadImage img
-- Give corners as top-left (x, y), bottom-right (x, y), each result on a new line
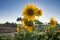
top-left (0, 4), bottom-right (60, 40)
top-left (16, 4), bottom-right (60, 40)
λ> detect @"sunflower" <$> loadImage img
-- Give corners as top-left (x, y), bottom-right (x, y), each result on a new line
top-left (21, 17), bottom-right (33, 32)
top-left (49, 17), bottom-right (56, 28)
top-left (21, 20), bottom-right (25, 27)
top-left (24, 21), bottom-right (33, 32)
top-left (24, 26), bottom-right (33, 32)
top-left (35, 9), bottom-right (42, 16)
top-left (17, 24), bottom-right (21, 32)
top-left (21, 17), bottom-right (28, 27)
top-left (22, 4), bottom-right (37, 20)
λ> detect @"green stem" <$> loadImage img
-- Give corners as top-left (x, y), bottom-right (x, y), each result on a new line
top-left (50, 24), bottom-right (51, 33)
top-left (38, 16), bottom-right (39, 21)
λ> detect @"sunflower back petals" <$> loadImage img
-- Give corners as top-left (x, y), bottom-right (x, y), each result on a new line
top-left (35, 9), bottom-right (42, 16)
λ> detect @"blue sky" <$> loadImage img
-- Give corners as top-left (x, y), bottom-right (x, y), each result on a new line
top-left (0, 0), bottom-right (60, 24)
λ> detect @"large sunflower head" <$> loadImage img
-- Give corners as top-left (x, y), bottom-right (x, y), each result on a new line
top-left (49, 17), bottom-right (56, 28)
top-left (22, 4), bottom-right (37, 20)
top-left (35, 9), bottom-right (42, 16)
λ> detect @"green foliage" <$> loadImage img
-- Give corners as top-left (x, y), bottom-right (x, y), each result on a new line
top-left (15, 32), bottom-right (24, 40)
top-left (33, 20), bottom-right (43, 24)
top-left (0, 34), bottom-right (11, 40)
top-left (25, 20), bottom-right (34, 26)
top-left (0, 31), bottom-right (60, 40)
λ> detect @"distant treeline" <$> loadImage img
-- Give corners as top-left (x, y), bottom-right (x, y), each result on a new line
top-left (0, 22), bottom-right (17, 28)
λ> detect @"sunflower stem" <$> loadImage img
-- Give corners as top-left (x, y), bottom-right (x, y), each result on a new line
top-left (38, 16), bottom-right (39, 21)
top-left (37, 16), bottom-right (39, 33)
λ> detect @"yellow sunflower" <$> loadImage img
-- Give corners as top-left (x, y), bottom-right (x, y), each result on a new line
top-left (49, 17), bottom-right (56, 28)
top-left (24, 21), bottom-right (33, 32)
top-left (21, 18), bottom-right (33, 32)
top-left (35, 9), bottom-right (42, 16)
top-left (17, 24), bottom-right (21, 32)
top-left (21, 20), bottom-right (25, 27)
top-left (24, 26), bottom-right (33, 32)
top-left (22, 4), bottom-right (37, 20)
top-left (21, 17), bottom-right (28, 27)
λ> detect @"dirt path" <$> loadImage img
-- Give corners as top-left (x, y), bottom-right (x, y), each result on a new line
top-left (11, 33), bottom-right (16, 40)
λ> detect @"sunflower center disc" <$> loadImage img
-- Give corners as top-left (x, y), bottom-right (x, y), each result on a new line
top-left (27, 9), bottom-right (34, 16)
top-left (51, 21), bottom-right (54, 25)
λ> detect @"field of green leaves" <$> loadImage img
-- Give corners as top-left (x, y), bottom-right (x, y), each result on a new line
top-left (0, 31), bottom-right (60, 40)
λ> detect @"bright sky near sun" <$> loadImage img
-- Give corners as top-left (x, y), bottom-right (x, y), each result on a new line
top-left (0, 0), bottom-right (60, 24)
